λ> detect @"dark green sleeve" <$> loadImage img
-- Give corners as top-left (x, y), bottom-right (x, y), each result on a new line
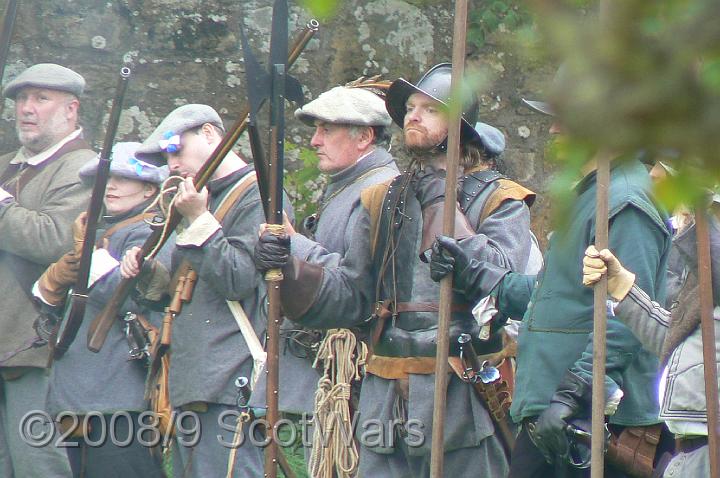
top-left (496, 272), bottom-right (536, 318)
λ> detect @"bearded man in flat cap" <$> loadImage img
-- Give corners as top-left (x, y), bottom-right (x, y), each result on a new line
top-left (250, 81), bottom-right (399, 475)
top-left (0, 63), bottom-right (94, 477)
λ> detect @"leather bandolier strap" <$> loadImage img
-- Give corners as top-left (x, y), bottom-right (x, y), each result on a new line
top-left (0, 137), bottom-right (91, 196)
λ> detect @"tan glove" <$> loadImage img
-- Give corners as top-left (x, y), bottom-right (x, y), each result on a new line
top-left (72, 212), bottom-right (88, 255)
top-left (136, 259), bottom-right (171, 302)
top-left (582, 245), bottom-right (635, 301)
top-left (37, 252), bottom-right (81, 306)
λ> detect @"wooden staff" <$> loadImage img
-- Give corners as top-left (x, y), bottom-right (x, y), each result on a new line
top-left (695, 209), bottom-right (719, 478)
top-left (429, 0), bottom-right (468, 476)
top-left (590, 3), bottom-right (612, 476)
top-left (590, 153), bottom-right (610, 478)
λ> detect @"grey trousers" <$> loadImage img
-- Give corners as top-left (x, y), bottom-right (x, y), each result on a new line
top-left (663, 445), bottom-right (710, 478)
top-left (0, 368), bottom-right (72, 477)
top-left (358, 434), bottom-right (509, 478)
top-left (172, 403), bottom-right (263, 478)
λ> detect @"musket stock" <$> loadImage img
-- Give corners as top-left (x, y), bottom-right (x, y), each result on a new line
top-left (87, 20), bottom-right (319, 354)
top-left (53, 66), bottom-right (131, 360)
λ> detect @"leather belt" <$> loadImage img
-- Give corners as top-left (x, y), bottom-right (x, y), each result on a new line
top-left (675, 435), bottom-right (708, 453)
top-left (393, 302), bottom-right (469, 313)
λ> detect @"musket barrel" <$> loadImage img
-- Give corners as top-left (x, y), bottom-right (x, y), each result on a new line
top-left (54, 66), bottom-right (132, 359)
top-left (87, 21), bottom-right (320, 354)
top-left (0, 0), bottom-right (18, 91)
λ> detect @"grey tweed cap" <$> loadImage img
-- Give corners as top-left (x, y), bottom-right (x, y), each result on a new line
top-left (295, 86), bottom-right (391, 127)
top-left (79, 142), bottom-right (169, 185)
top-left (474, 122), bottom-right (506, 157)
top-left (136, 104), bottom-right (224, 160)
top-left (3, 63), bottom-right (86, 99)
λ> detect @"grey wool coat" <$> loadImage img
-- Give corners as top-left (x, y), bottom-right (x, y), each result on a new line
top-left (251, 147), bottom-right (399, 415)
top-left (0, 144), bottom-right (93, 369)
top-left (614, 215), bottom-right (720, 428)
top-left (46, 201), bottom-right (172, 416)
top-left (287, 171), bottom-right (509, 477)
top-left (170, 165), bottom-right (293, 408)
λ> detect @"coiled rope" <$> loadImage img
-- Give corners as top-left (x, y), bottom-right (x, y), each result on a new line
top-left (308, 328), bottom-right (368, 478)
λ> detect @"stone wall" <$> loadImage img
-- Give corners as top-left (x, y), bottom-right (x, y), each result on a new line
top-left (0, 0), bottom-right (557, 244)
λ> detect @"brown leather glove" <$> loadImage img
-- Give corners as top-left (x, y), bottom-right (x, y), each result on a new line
top-left (582, 245), bottom-right (635, 301)
top-left (72, 212), bottom-right (88, 255)
top-left (37, 252), bottom-right (81, 306)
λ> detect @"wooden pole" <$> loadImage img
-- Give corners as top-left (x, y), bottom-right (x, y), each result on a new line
top-left (695, 209), bottom-right (719, 478)
top-left (590, 153), bottom-right (610, 478)
top-left (429, 0), bottom-right (468, 476)
top-left (591, 3), bottom-right (611, 476)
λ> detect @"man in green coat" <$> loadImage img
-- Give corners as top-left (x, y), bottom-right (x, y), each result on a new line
top-left (431, 98), bottom-right (673, 477)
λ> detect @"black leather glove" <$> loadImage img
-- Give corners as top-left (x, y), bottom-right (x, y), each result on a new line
top-left (254, 230), bottom-right (291, 272)
top-left (431, 235), bottom-right (510, 302)
top-left (413, 166), bottom-right (446, 209)
top-left (532, 370), bottom-right (592, 463)
top-left (429, 236), bottom-right (469, 282)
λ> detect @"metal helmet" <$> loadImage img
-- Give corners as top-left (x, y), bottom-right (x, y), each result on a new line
top-left (521, 63), bottom-right (569, 117)
top-left (385, 63), bottom-right (481, 147)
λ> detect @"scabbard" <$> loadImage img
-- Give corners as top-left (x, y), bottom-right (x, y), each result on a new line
top-left (457, 334), bottom-right (515, 459)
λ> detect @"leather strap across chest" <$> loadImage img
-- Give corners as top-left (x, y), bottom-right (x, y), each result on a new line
top-left (0, 137), bottom-right (91, 196)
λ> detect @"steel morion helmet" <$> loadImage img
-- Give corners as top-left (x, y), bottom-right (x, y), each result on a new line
top-left (385, 63), bottom-right (482, 148)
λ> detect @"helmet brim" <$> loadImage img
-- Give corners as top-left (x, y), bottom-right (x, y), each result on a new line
top-left (521, 98), bottom-right (555, 117)
top-left (386, 78), bottom-right (481, 145)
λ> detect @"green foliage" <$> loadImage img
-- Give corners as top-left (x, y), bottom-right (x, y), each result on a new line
top-left (468, 1), bottom-right (532, 48)
top-left (545, 135), bottom-right (596, 229)
top-left (298, 0), bottom-right (339, 20)
top-left (522, 0), bottom-right (720, 203)
top-left (284, 142), bottom-right (325, 223)
top-left (278, 419), bottom-right (309, 478)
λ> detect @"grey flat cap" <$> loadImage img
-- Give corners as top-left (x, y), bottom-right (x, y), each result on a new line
top-left (80, 142), bottom-right (169, 185)
top-left (474, 122), bottom-right (506, 157)
top-left (3, 63), bottom-right (85, 99)
top-left (295, 86), bottom-right (391, 127)
top-left (136, 104), bottom-right (224, 160)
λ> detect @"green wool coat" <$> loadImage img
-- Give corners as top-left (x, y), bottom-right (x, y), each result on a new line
top-left (497, 159), bottom-right (672, 426)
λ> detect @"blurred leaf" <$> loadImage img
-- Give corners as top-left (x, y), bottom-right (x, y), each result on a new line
top-left (298, 0), bottom-right (339, 20)
top-left (520, 0), bottom-right (720, 203)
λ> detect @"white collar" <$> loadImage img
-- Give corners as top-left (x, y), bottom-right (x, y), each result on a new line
top-left (11, 128), bottom-right (84, 167)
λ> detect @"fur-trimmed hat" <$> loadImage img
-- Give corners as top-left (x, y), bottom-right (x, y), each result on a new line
top-left (3, 63), bottom-right (85, 99)
top-left (79, 142), bottom-right (169, 185)
top-left (294, 86), bottom-right (391, 127)
top-left (136, 104), bottom-right (224, 161)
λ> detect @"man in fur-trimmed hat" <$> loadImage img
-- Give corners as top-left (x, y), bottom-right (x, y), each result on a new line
top-left (0, 63), bottom-right (94, 477)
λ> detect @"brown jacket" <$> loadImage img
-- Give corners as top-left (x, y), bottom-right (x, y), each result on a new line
top-left (0, 143), bottom-right (93, 369)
